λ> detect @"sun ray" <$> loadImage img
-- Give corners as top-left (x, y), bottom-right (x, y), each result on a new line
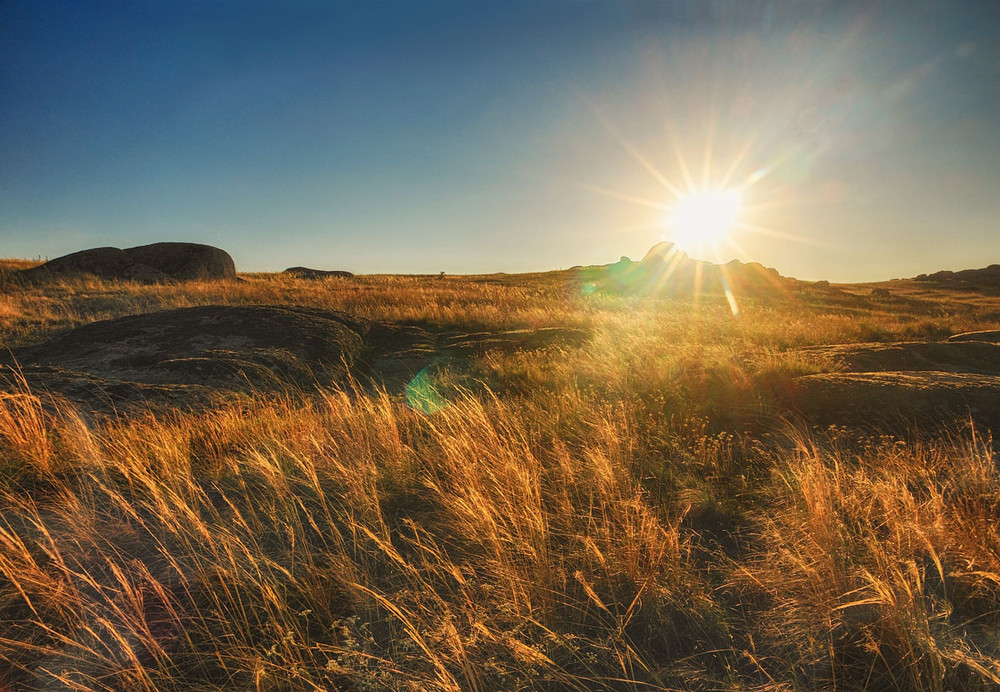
top-left (717, 263), bottom-right (740, 316)
top-left (606, 221), bottom-right (677, 236)
top-left (693, 260), bottom-right (704, 307)
top-left (578, 183), bottom-right (671, 212)
top-left (701, 113), bottom-right (716, 190)
top-left (648, 243), bottom-right (689, 294)
top-left (669, 188), bottom-right (742, 257)
top-left (734, 222), bottom-right (838, 249)
top-left (669, 130), bottom-right (698, 192)
top-left (718, 138), bottom-right (758, 191)
top-left (738, 198), bottom-right (807, 214)
top-left (641, 39), bottom-right (698, 193)
top-left (576, 91), bottom-right (687, 199)
top-left (718, 234), bottom-right (752, 258)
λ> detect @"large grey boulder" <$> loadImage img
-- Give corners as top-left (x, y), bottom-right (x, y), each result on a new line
top-left (123, 242), bottom-right (236, 280)
top-left (18, 242), bottom-right (236, 283)
top-left (18, 247), bottom-right (170, 283)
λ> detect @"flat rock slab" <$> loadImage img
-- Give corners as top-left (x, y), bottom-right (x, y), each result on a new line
top-left (1, 305), bottom-right (592, 413)
top-left (4, 306), bottom-right (366, 409)
top-left (787, 371), bottom-right (1000, 429)
top-left (283, 267), bottom-right (354, 279)
top-left (947, 330), bottom-right (1000, 343)
top-left (441, 327), bottom-right (590, 354)
top-left (797, 341), bottom-right (1000, 375)
top-left (0, 365), bottom-right (219, 414)
top-left (363, 324), bottom-right (591, 392)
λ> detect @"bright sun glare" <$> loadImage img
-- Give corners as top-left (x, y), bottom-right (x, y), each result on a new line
top-left (669, 189), bottom-right (742, 256)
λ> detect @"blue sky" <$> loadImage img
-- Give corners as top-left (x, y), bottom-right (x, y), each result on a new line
top-left (2, 0), bottom-right (999, 280)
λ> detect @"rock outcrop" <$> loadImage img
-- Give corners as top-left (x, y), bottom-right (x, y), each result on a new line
top-left (18, 247), bottom-right (170, 283)
top-left (18, 243), bottom-right (236, 283)
top-left (914, 264), bottom-right (1000, 293)
top-left (283, 267), bottom-right (355, 279)
top-left (583, 242), bottom-right (791, 296)
top-left (948, 330), bottom-right (1000, 343)
top-left (2, 305), bottom-right (365, 410)
top-left (796, 340), bottom-right (1000, 375)
top-left (124, 243), bottom-right (236, 280)
top-left (1, 305), bottom-right (592, 413)
top-left (787, 371), bottom-right (1000, 430)
top-left (785, 339), bottom-right (1000, 430)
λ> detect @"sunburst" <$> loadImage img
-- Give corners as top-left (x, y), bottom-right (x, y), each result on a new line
top-left (669, 188), bottom-right (743, 257)
top-left (576, 97), bottom-right (817, 314)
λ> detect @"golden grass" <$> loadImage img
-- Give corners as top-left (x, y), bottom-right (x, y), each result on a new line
top-left (2, 270), bottom-right (997, 350)
top-left (0, 267), bottom-right (999, 689)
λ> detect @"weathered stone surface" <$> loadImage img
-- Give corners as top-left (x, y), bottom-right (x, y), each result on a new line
top-left (1, 304), bottom-right (593, 413)
top-left (18, 243), bottom-right (236, 283)
top-left (785, 338), bottom-right (1000, 430)
top-left (442, 327), bottom-right (590, 354)
top-left (284, 267), bottom-right (355, 279)
top-left (797, 341), bottom-right (1000, 375)
top-left (948, 330), bottom-right (1000, 343)
top-left (124, 242), bottom-right (236, 280)
top-left (18, 247), bottom-right (171, 283)
top-left (3, 305), bottom-right (366, 410)
top-left (787, 371), bottom-right (1000, 429)
top-left (0, 365), bottom-right (218, 413)
top-left (362, 324), bottom-right (592, 393)
top-left (914, 264), bottom-right (1000, 293)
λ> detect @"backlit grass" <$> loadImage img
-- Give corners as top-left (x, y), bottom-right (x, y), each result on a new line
top-left (1, 266), bottom-right (999, 689)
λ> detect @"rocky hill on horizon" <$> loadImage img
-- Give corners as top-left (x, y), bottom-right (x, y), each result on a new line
top-left (575, 241), bottom-right (796, 297)
top-left (912, 264), bottom-right (1000, 292)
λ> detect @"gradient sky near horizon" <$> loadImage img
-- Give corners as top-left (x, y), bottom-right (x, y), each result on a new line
top-left (2, 1), bottom-right (999, 281)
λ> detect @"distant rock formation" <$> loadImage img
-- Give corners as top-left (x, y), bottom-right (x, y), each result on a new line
top-left (283, 267), bottom-right (355, 279)
top-left (914, 264), bottom-right (1000, 293)
top-left (580, 242), bottom-right (791, 296)
top-left (640, 241), bottom-right (682, 265)
top-left (18, 243), bottom-right (237, 283)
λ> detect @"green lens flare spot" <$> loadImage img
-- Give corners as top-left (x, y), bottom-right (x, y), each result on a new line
top-left (405, 367), bottom-right (447, 414)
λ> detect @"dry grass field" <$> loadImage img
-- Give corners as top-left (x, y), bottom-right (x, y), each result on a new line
top-left (2, 263), bottom-right (1000, 690)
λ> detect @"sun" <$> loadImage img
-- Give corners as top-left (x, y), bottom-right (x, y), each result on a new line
top-left (669, 188), bottom-right (742, 256)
